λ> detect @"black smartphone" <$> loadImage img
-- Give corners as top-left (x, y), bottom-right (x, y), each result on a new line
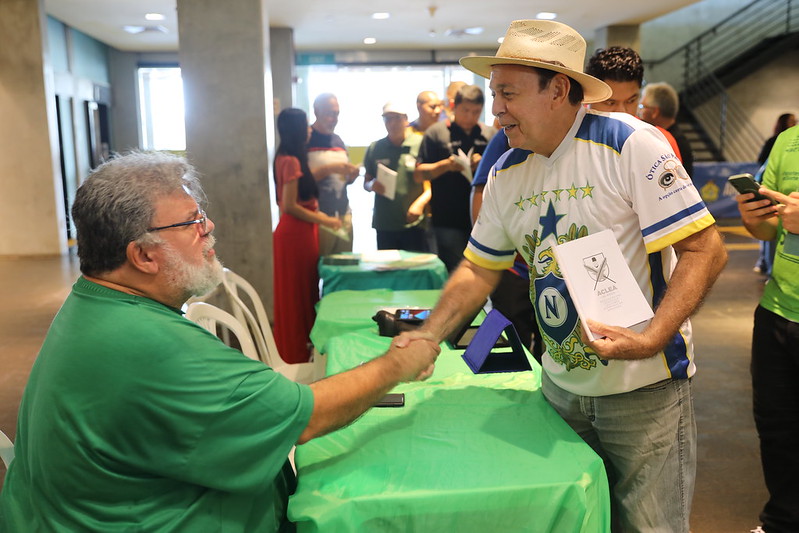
top-left (728, 173), bottom-right (776, 204)
top-left (375, 393), bottom-right (405, 407)
top-left (394, 308), bottom-right (431, 323)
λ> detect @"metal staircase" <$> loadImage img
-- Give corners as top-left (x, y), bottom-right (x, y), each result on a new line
top-left (646, 0), bottom-right (798, 162)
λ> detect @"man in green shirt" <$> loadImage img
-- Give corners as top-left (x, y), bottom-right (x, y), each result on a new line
top-left (363, 102), bottom-right (429, 251)
top-left (736, 125), bottom-right (799, 533)
top-left (0, 151), bottom-right (439, 532)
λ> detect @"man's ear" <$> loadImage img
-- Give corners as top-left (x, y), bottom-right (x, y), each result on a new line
top-left (551, 74), bottom-right (570, 105)
top-left (126, 240), bottom-right (160, 275)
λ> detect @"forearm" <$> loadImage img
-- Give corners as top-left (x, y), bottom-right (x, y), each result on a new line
top-left (300, 354), bottom-right (404, 444)
top-left (743, 215), bottom-right (778, 241)
top-left (408, 188), bottom-right (431, 215)
top-left (414, 159), bottom-right (449, 183)
top-left (283, 203), bottom-right (331, 226)
top-left (645, 226), bottom-right (727, 354)
top-left (422, 261), bottom-right (501, 342)
top-left (311, 163), bottom-right (342, 181)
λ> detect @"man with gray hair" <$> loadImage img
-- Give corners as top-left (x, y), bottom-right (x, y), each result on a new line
top-left (0, 151), bottom-right (439, 532)
top-left (308, 93), bottom-right (361, 255)
top-left (639, 81), bottom-right (695, 176)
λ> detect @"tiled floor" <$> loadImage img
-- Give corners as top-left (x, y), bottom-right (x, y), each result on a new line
top-left (0, 222), bottom-right (769, 531)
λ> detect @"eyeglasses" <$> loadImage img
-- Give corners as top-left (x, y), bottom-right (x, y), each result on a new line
top-left (147, 209), bottom-right (208, 234)
top-left (638, 104), bottom-right (656, 110)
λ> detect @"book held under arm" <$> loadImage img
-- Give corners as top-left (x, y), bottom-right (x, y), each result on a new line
top-left (553, 229), bottom-right (654, 341)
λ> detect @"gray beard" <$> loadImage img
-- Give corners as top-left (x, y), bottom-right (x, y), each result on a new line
top-left (162, 237), bottom-right (224, 298)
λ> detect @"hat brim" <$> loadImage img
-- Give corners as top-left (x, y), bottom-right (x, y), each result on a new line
top-left (460, 56), bottom-right (612, 104)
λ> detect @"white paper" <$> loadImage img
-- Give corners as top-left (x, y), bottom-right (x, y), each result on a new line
top-left (360, 249), bottom-right (402, 263)
top-left (553, 229), bottom-right (654, 341)
top-left (319, 224), bottom-right (351, 242)
top-left (455, 148), bottom-right (474, 183)
top-left (375, 163), bottom-right (397, 201)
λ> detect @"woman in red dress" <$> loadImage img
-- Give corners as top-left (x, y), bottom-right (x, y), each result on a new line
top-left (272, 108), bottom-right (342, 363)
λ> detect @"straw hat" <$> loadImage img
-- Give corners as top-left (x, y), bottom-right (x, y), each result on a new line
top-left (460, 20), bottom-right (611, 104)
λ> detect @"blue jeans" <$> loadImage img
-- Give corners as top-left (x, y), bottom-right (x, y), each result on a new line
top-left (542, 372), bottom-right (696, 533)
top-left (432, 226), bottom-right (470, 273)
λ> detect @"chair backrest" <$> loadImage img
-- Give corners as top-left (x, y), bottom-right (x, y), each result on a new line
top-left (221, 268), bottom-right (281, 367)
top-left (220, 268), bottom-right (323, 384)
top-left (185, 302), bottom-right (259, 361)
top-left (0, 429), bottom-right (14, 470)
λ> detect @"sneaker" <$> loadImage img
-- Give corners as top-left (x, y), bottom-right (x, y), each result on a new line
top-left (750, 526), bottom-right (766, 533)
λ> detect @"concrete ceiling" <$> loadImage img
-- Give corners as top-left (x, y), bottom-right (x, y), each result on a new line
top-left (44, 0), bottom-right (701, 53)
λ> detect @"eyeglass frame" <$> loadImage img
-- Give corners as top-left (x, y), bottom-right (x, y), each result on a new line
top-left (147, 209), bottom-right (208, 234)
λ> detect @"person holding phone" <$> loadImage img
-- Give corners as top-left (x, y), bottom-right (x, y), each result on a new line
top-left (735, 123), bottom-right (799, 533)
top-left (273, 108), bottom-right (342, 364)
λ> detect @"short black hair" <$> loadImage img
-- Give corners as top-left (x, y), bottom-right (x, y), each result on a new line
top-left (585, 46), bottom-right (644, 86)
top-left (454, 84), bottom-right (485, 107)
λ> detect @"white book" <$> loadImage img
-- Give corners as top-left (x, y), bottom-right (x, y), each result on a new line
top-left (375, 163), bottom-right (397, 201)
top-left (455, 148), bottom-right (474, 183)
top-left (553, 229), bottom-right (654, 341)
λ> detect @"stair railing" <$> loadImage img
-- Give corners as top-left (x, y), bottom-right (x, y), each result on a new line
top-left (646, 0), bottom-right (797, 160)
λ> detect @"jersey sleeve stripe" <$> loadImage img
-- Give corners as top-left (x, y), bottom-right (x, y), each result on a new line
top-left (644, 214), bottom-right (716, 254)
top-left (464, 248), bottom-right (514, 270)
top-left (641, 201), bottom-right (709, 237)
top-left (467, 236), bottom-right (516, 257)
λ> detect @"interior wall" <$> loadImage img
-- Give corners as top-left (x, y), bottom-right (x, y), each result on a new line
top-left (694, 49), bottom-right (799, 161)
top-left (641, 0), bottom-right (752, 87)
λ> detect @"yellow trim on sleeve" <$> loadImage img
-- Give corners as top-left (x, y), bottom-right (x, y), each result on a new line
top-left (464, 249), bottom-right (514, 271)
top-left (644, 214), bottom-right (716, 254)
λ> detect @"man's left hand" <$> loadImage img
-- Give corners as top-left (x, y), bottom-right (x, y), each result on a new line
top-left (470, 153), bottom-right (482, 172)
top-left (583, 319), bottom-right (660, 360)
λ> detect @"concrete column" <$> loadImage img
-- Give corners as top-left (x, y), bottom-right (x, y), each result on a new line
top-left (177, 0), bottom-right (276, 312)
top-left (270, 27), bottom-right (296, 113)
top-left (0, 0), bottom-right (66, 256)
top-left (593, 24), bottom-right (641, 52)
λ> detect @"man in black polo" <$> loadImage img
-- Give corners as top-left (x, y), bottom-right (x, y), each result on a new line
top-left (414, 84), bottom-right (496, 271)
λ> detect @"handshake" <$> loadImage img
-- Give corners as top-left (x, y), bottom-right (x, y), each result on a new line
top-left (382, 329), bottom-right (442, 382)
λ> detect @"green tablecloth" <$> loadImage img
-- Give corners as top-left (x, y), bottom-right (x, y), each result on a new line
top-left (318, 251), bottom-right (448, 296)
top-left (310, 289), bottom-right (441, 354)
top-left (292, 291), bottom-right (611, 532)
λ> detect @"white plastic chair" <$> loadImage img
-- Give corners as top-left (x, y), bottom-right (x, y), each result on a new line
top-left (221, 268), bottom-right (324, 384)
top-left (185, 301), bottom-right (259, 361)
top-left (0, 430), bottom-right (14, 470)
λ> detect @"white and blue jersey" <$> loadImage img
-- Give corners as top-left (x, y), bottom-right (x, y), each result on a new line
top-left (466, 107), bottom-right (715, 396)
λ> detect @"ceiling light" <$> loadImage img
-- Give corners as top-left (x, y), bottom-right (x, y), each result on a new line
top-left (536, 12), bottom-right (557, 20)
top-left (363, 37), bottom-right (377, 45)
top-left (145, 13), bottom-right (165, 21)
top-left (372, 12), bottom-right (390, 20)
top-left (123, 25), bottom-right (168, 34)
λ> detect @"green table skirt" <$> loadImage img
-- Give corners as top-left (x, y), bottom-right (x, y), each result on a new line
top-left (318, 251), bottom-right (448, 296)
top-left (289, 331), bottom-right (611, 532)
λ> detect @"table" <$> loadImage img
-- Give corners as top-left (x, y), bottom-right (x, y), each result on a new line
top-left (318, 250), bottom-right (448, 296)
top-left (310, 288), bottom-right (441, 354)
top-left (291, 291), bottom-right (611, 532)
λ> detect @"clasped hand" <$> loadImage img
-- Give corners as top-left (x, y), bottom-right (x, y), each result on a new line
top-left (392, 329), bottom-right (441, 381)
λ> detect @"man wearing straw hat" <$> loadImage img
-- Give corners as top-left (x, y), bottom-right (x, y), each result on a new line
top-left (398, 19), bottom-right (727, 532)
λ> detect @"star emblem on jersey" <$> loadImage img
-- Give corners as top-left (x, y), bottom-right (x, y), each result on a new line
top-left (538, 202), bottom-right (565, 241)
top-left (566, 183), bottom-right (580, 199)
